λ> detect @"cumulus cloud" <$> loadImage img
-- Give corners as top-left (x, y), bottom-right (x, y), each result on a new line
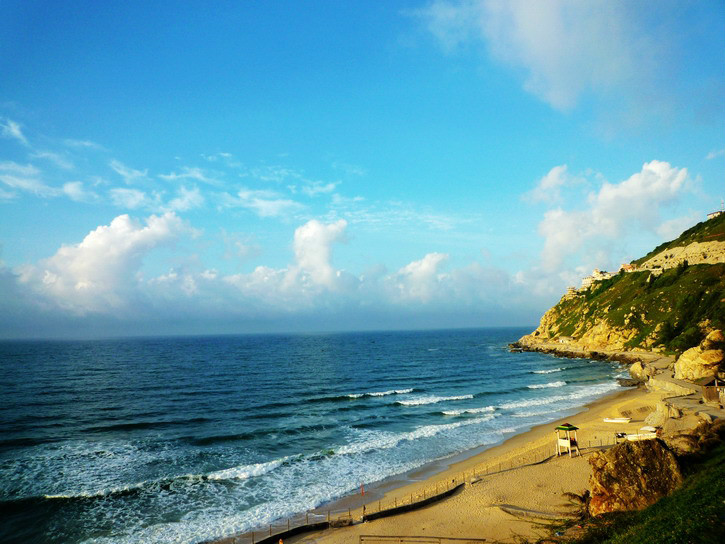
top-left (537, 160), bottom-right (690, 271)
top-left (523, 164), bottom-right (583, 203)
top-left (18, 212), bottom-right (190, 313)
top-left (0, 117), bottom-right (28, 146)
top-left (418, 0), bottom-right (655, 111)
top-left (3, 213), bottom-right (545, 336)
top-left (392, 252), bottom-right (449, 302)
top-left (287, 219), bottom-right (348, 288)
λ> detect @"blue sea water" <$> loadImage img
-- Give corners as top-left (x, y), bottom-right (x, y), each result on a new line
top-left (0, 328), bottom-right (628, 544)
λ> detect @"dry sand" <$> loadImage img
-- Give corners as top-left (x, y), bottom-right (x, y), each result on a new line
top-left (286, 385), bottom-right (666, 544)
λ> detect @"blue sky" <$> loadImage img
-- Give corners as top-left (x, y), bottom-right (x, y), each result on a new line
top-left (1, 0), bottom-right (723, 338)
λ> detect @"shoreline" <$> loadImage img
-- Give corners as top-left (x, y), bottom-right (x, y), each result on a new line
top-left (284, 382), bottom-right (662, 543)
top-left (213, 345), bottom-right (665, 544)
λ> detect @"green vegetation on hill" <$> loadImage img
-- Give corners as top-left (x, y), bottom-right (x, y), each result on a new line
top-left (550, 263), bottom-right (725, 352)
top-left (633, 212), bottom-right (725, 266)
top-left (542, 214), bottom-right (725, 353)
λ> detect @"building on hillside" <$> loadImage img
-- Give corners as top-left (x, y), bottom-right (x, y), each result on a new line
top-left (619, 263), bottom-right (636, 272)
top-left (708, 199), bottom-right (724, 220)
top-left (580, 268), bottom-right (614, 290)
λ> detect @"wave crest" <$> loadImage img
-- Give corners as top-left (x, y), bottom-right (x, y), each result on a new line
top-left (396, 394), bottom-right (473, 406)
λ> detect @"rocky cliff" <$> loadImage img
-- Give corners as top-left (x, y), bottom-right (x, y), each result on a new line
top-left (519, 213), bottom-right (725, 356)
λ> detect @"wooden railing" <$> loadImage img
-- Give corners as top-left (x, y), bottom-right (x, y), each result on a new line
top-left (360, 535), bottom-right (488, 543)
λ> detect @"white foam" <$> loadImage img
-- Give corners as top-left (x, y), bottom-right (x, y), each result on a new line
top-left (207, 457), bottom-right (287, 481)
top-left (396, 394), bottom-right (473, 406)
top-left (441, 406), bottom-right (496, 416)
top-left (347, 388), bottom-right (413, 398)
top-left (533, 368), bottom-right (562, 374)
top-left (336, 415), bottom-right (494, 456)
top-left (528, 381), bottom-right (566, 389)
top-left (501, 381), bottom-right (620, 410)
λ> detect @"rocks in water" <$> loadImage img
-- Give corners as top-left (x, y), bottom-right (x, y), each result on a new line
top-left (588, 439), bottom-right (683, 517)
top-left (673, 330), bottom-right (725, 381)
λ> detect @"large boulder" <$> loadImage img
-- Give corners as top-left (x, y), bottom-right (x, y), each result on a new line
top-left (629, 361), bottom-right (655, 383)
top-left (702, 329), bottom-right (725, 350)
top-left (674, 330), bottom-right (724, 381)
top-left (643, 401), bottom-right (681, 427)
top-left (588, 439), bottom-right (682, 517)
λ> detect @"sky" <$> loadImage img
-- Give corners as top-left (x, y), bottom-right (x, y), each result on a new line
top-left (0, 0), bottom-right (724, 339)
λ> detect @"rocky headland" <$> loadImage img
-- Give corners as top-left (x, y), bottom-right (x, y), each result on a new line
top-left (509, 212), bottom-right (725, 529)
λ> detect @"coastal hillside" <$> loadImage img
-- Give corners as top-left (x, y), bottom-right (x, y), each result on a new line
top-left (521, 213), bottom-right (725, 354)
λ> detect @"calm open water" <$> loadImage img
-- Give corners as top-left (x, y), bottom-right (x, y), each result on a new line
top-left (0, 328), bottom-right (627, 543)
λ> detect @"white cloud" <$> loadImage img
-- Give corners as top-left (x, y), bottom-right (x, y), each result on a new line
top-left (64, 139), bottom-right (104, 150)
top-left (536, 160), bottom-right (691, 271)
top-left (302, 180), bottom-right (340, 197)
top-left (62, 181), bottom-right (98, 203)
top-left (418, 0), bottom-right (653, 111)
top-left (393, 252), bottom-right (449, 302)
top-left (706, 148), bottom-right (725, 160)
top-left (287, 219), bottom-right (348, 288)
top-left (110, 188), bottom-right (152, 209)
top-left (523, 164), bottom-right (582, 203)
top-left (0, 188), bottom-right (15, 201)
top-left (167, 186), bottom-right (204, 212)
top-left (656, 212), bottom-right (701, 241)
top-left (0, 161), bottom-right (39, 176)
top-left (19, 212), bottom-right (189, 313)
top-left (159, 166), bottom-right (221, 186)
top-left (31, 151), bottom-right (74, 170)
top-left (0, 161), bottom-right (57, 197)
top-left (229, 188), bottom-right (304, 218)
top-left (110, 159), bottom-right (149, 184)
top-left (0, 117), bottom-right (28, 146)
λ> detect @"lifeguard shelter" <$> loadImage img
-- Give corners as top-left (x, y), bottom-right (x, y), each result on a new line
top-left (696, 377), bottom-right (725, 406)
top-left (555, 423), bottom-right (581, 457)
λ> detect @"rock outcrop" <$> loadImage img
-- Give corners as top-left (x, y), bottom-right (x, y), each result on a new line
top-left (644, 401), bottom-right (682, 427)
top-left (629, 361), bottom-right (656, 383)
top-left (673, 330), bottom-right (725, 381)
top-left (588, 440), bottom-right (683, 517)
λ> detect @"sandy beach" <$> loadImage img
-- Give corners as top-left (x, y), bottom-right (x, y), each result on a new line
top-left (282, 384), bottom-right (667, 544)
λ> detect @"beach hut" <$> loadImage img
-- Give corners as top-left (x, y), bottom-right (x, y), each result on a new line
top-left (555, 423), bottom-right (580, 457)
top-left (696, 377), bottom-right (725, 406)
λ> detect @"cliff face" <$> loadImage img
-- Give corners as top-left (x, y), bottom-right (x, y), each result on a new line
top-left (521, 214), bottom-right (725, 355)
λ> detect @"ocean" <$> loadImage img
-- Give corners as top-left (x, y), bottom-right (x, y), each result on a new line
top-left (0, 328), bottom-right (628, 543)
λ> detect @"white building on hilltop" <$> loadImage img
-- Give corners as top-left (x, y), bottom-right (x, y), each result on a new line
top-left (580, 268), bottom-right (614, 290)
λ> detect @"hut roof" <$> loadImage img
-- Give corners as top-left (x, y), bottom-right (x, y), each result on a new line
top-left (695, 377), bottom-right (722, 387)
top-left (555, 423), bottom-right (579, 431)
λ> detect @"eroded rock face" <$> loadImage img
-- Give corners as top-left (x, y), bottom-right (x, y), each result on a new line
top-left (673, 330), bottom-right (724, 381)
top-left (588, 440), bottom-right (683, 517)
